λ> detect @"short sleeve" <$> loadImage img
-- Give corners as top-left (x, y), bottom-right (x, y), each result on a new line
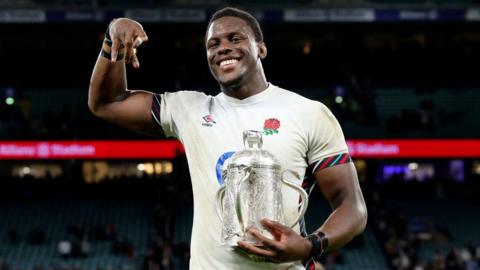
top-left (306, 102), bottom-right (349, 166)
top-left (150, 91), bottom-right (208, 139)
top-left (160, 92), bottom-right (181, 138)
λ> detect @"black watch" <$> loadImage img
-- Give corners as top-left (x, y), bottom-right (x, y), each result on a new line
top-left (306, 232), bottom-right (328, 260)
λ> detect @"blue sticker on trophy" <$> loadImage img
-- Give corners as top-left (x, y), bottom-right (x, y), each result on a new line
top-left (215, 151), bottom-right (235, 185)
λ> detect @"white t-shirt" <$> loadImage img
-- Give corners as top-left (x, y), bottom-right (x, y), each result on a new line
top-left (153, 83), bottom-right (349, 270)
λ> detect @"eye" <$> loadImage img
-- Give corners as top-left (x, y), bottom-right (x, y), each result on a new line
top-left (231, 37), bottom-right (241, 43)
top-left (207, 41), bottom-right (219, 49)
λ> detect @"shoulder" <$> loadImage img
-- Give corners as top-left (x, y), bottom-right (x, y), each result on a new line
top-left (161, 90), bottom-right (209, 100)
top-left (272, 85), bottom-right (330, 112)
top-left (160, 90), bottom-right (212, 106)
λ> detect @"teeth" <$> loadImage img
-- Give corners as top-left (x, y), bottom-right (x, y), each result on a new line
top-left (220, 59), bottom-right (238, 67)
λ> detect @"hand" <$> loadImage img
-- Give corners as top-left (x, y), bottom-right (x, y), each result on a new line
top-left (108, 18), bottom-right (148, 68)
top-left (237, 219), bottom-right (312, 263)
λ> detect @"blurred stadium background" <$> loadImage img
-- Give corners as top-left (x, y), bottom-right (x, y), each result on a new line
top-left (1, 0), bottom-right (480, 269)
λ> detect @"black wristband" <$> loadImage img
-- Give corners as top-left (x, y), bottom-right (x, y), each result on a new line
top-left (306, 231), bottom-right (328, 260)
top-left (100, 49), bottom-right (124, 61)
top-left (104, 38), bottom-right (112, 47)
top-left (306, 234), bottom-right (321, 260)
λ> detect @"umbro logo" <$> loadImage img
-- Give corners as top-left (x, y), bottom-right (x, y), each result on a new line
top-left (202, 114), bottom-right (216, 127)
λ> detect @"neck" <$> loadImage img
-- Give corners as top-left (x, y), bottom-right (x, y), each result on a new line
top-left (220, 69), bottom-right (268, 100)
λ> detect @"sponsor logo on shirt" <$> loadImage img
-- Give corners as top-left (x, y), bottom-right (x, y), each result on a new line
top-left (202, 114), bottom-right (216, 127)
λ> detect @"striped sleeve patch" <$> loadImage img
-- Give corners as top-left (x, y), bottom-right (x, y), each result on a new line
top-left (151, 93), bottom-right (162, 132)
top-left (301, 152), bottom-right (353, 193)
top-left (313, 153), bottom-right (352, 172)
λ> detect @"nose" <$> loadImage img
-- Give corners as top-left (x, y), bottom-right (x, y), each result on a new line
top-left (218, 42), bottom-right (232, 55)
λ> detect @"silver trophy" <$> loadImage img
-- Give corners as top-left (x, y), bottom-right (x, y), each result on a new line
top-left (215, 130), bottom-right (308, 247)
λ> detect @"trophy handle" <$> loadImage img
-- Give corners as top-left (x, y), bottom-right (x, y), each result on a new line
top-left (235, 166), bottom-right (252, 234)
top-left (281, 169), bottom-right (309, 228)
top-left (215, 168), bottom-right (229, 223)
top-left (215, 185), bottom-right (226, 223)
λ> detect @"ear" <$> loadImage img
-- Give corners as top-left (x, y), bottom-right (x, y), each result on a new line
top-left (257, 42), bottom-right (267, 59)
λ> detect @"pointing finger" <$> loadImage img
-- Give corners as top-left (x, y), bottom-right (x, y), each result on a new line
top-left (131, 51), bottom-right (140, 69)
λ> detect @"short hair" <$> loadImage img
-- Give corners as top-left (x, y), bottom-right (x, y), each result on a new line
top-left (207, 7), bottom-right (264, 42)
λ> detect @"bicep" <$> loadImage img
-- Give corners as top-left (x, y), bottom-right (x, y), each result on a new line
top-left (92, 90), bottom-right (158, 135)
top-left (314, 163), bottom-right (363, 209)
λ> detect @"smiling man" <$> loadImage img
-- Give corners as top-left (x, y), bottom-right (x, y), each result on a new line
top-left (205, 12), bottom-right (268, 100)
top-left (88, 7), bottom-right (367, 270)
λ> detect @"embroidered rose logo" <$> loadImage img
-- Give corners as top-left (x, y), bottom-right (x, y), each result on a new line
top-left (263, 118), bottom-right (280, 135)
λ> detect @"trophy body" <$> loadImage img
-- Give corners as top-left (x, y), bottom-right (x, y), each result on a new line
top-left (216, 130), bottom-right (308, 247)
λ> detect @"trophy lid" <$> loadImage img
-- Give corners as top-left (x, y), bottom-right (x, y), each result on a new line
top-left (243, 130), bottom-right (263, 149)
top-left (227, 130), bottom-right (280, 169)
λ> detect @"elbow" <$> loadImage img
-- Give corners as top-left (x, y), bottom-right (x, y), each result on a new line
top-left (88, 88), bottom-right (101, 116)
top-left (87, 96), bottom-right (99, 116)
top-left (356, 203), bottom-right (368, 236)
top-left (87, 84), bottom-right (102, 116)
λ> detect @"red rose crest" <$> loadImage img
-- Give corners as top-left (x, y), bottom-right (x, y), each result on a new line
top-left (263, 118), bottom-right (280, 135)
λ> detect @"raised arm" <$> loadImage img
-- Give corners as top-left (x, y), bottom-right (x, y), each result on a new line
top-left (88, 18), bottom-right (157, 135)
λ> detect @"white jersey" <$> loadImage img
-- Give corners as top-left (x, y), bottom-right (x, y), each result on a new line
top-left (152, 83), bottom-right (349, 270)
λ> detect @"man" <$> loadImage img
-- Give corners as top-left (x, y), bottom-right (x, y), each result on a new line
top-left (89, 7), bottom-right (367, 270)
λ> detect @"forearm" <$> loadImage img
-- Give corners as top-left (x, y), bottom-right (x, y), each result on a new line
top-left (88, 43), bottom-right (128, 113)
top-left (315, 198), bottom-right (367, 251)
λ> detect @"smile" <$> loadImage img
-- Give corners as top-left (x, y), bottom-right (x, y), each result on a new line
top-left (219, 58), bottom-right (239, 67)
